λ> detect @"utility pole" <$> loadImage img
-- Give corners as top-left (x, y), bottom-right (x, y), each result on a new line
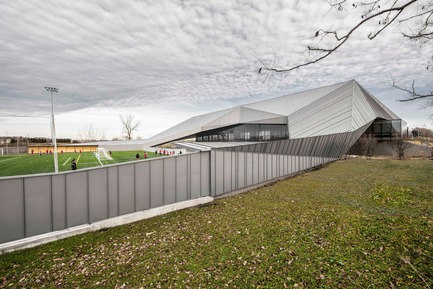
top-left (5, 130), bottom-right (8, 155)
top-left (45, 87), bottom-right (59, 173)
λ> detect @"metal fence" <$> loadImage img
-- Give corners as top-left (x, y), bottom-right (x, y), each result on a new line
top-left (0, 151), bottom-right (336, 245)
top-left (210, 151), bottom-right (335, 196)
top-left (0, 146), bottom-right (28, 155)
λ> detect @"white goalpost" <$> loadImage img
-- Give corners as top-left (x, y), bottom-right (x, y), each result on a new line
top-left (94, 147), bottom-right (113, 161)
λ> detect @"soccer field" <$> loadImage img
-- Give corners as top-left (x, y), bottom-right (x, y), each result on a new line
top-left (0, 150), bottom-right (159, 177)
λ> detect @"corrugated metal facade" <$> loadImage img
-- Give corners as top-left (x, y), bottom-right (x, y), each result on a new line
top-left (243, 80), bottom-right (350, 116)
top-left (144, 80), bottom-right (402, 155)
top-left (288, 83), bottom-right (354, 138)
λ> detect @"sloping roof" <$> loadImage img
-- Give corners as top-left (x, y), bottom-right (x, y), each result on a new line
top-left (144, 80), bottom-right (400, 147)
top-left (203, 107), bottom-right (287, 131)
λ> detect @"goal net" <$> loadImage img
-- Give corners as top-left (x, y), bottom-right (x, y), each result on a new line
top-left (95, 147), bottom-right (113, 160)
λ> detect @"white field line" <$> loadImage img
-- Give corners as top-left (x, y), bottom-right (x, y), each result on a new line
top-left (76, 154), bottom-right (81, 163)
top-left (0, 156), bottom-right (22, 163)
top-left (94, 153), bottom-right (104, 166)
top-left (62, 157), bottom-right (71, 166)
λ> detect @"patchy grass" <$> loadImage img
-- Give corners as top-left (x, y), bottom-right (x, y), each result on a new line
top-left (0, 150), bottom-right (160, 177)
top-left (0, 159), bottom-right (432, 288)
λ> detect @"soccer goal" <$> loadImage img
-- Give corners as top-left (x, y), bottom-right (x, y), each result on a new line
top-left (95, 147), bottom-right (113, 161)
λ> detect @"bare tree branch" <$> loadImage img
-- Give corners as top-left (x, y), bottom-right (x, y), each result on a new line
top-left (401, 9), bottom-right (433, 41)
top-left (78, 123), bottom-right (102, 142)
top-left (391, 133), bottom-right (414, 160)
top-left (119, 113), bottom-right (141, 140)
top-left (258, 0), bottom-right (419, 73)
top-left (392, 79), bottom-right (433, 102)
top-left (258, 0), bottom-right (432, 104)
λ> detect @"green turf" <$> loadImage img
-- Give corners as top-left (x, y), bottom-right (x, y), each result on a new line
top-left (0, 151), bottom-right (160, 177)
top-left (0, 159), bottom-right (432, 288)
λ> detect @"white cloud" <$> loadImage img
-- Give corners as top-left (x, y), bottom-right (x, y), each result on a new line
top-left (0, 0), bottom-right (432, 139)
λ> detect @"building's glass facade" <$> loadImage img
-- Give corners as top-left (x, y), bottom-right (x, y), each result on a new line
top-left (195, 119), bottom-right (402, 143)
top-left (196, 124), bottom-right (288, 142)
top-left (364, 119), bottom-right (402, 141)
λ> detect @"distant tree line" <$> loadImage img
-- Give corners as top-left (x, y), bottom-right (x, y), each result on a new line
top-left (26, 137), bottom-right (75, 144)
top-left (0, 137), bottom-right (78, 145)
top-left (412, 127), bottom-right (433, 138)
top-left (28, 137), bottom-right (49, 143)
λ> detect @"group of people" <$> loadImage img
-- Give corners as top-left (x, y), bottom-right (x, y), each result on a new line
top-left (135, 152), bottom-right (149, 159)
top-left (32, 149), bottom-right (69, 155)
top-left (70, 149), bottom-right (184, 171)
top-left (156, 149), bottom-right (180, 156)
top-left (135, 150), bottom-right (181, 160)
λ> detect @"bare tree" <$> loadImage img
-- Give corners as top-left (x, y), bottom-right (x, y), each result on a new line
top-left (391, 133), bottom-right (414, 160)
top-left (413, 126), bottom-right (433, 138)
top-left (258, 0), bottom-right (433, 102)
top-left (356, 133), bottom-right (377, 158)
top-left (78, 123), bottom-right (102, 142)
top-left (120, 114), bottom-right (141, 140)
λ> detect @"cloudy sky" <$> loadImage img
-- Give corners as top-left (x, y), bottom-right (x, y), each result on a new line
top-left (1, 0), bottom-right (432, 140)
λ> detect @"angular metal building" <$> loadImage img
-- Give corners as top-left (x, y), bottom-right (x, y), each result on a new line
top-left (0, 80), bottom-right (405, 248)
top-left (145, 80), bottom-right (403, 158)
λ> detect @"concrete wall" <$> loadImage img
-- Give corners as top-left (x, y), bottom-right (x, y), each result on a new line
top-left (100, 143), bottom-right (144, 152)
top-left (373, 142), bottom-right (432, 158)
top-left (0, 151), bottom-right (336, 245)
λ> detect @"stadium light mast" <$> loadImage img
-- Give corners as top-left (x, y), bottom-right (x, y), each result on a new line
top-left (45, 87), bottom-right (59, 173)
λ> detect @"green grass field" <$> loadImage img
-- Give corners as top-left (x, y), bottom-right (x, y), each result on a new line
top-left (0, 159), bottom-right (432, 288)
top-left (0, 151), bottom-right (160, 177)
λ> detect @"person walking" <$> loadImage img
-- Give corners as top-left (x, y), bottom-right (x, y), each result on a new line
top-left (71, 158), bottom-right (77, 170)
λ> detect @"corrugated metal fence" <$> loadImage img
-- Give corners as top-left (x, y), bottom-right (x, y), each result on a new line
top-left (210, 151), bottom-right (335, 196)
top-left (0, 151), bottom-right (336, 245)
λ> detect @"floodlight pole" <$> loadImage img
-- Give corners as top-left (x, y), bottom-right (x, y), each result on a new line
top-left (45, 87), bottom-right (59, 173)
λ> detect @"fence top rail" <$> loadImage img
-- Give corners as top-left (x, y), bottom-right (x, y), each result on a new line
top-left (0, 151), bottom-right (206, 181)
top-left (0, 151), bottom-right (335, 181)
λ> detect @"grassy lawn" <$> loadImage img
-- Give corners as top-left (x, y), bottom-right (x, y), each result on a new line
top-left (0, 159), bottom-right (432, 288)
top-left (0, 151), bottom-right (160, 177)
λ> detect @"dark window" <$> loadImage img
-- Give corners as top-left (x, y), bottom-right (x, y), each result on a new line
top-left (371, 119), bottom-right (402, 141)
top-left (196, 124), bottom-right (288, 142)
